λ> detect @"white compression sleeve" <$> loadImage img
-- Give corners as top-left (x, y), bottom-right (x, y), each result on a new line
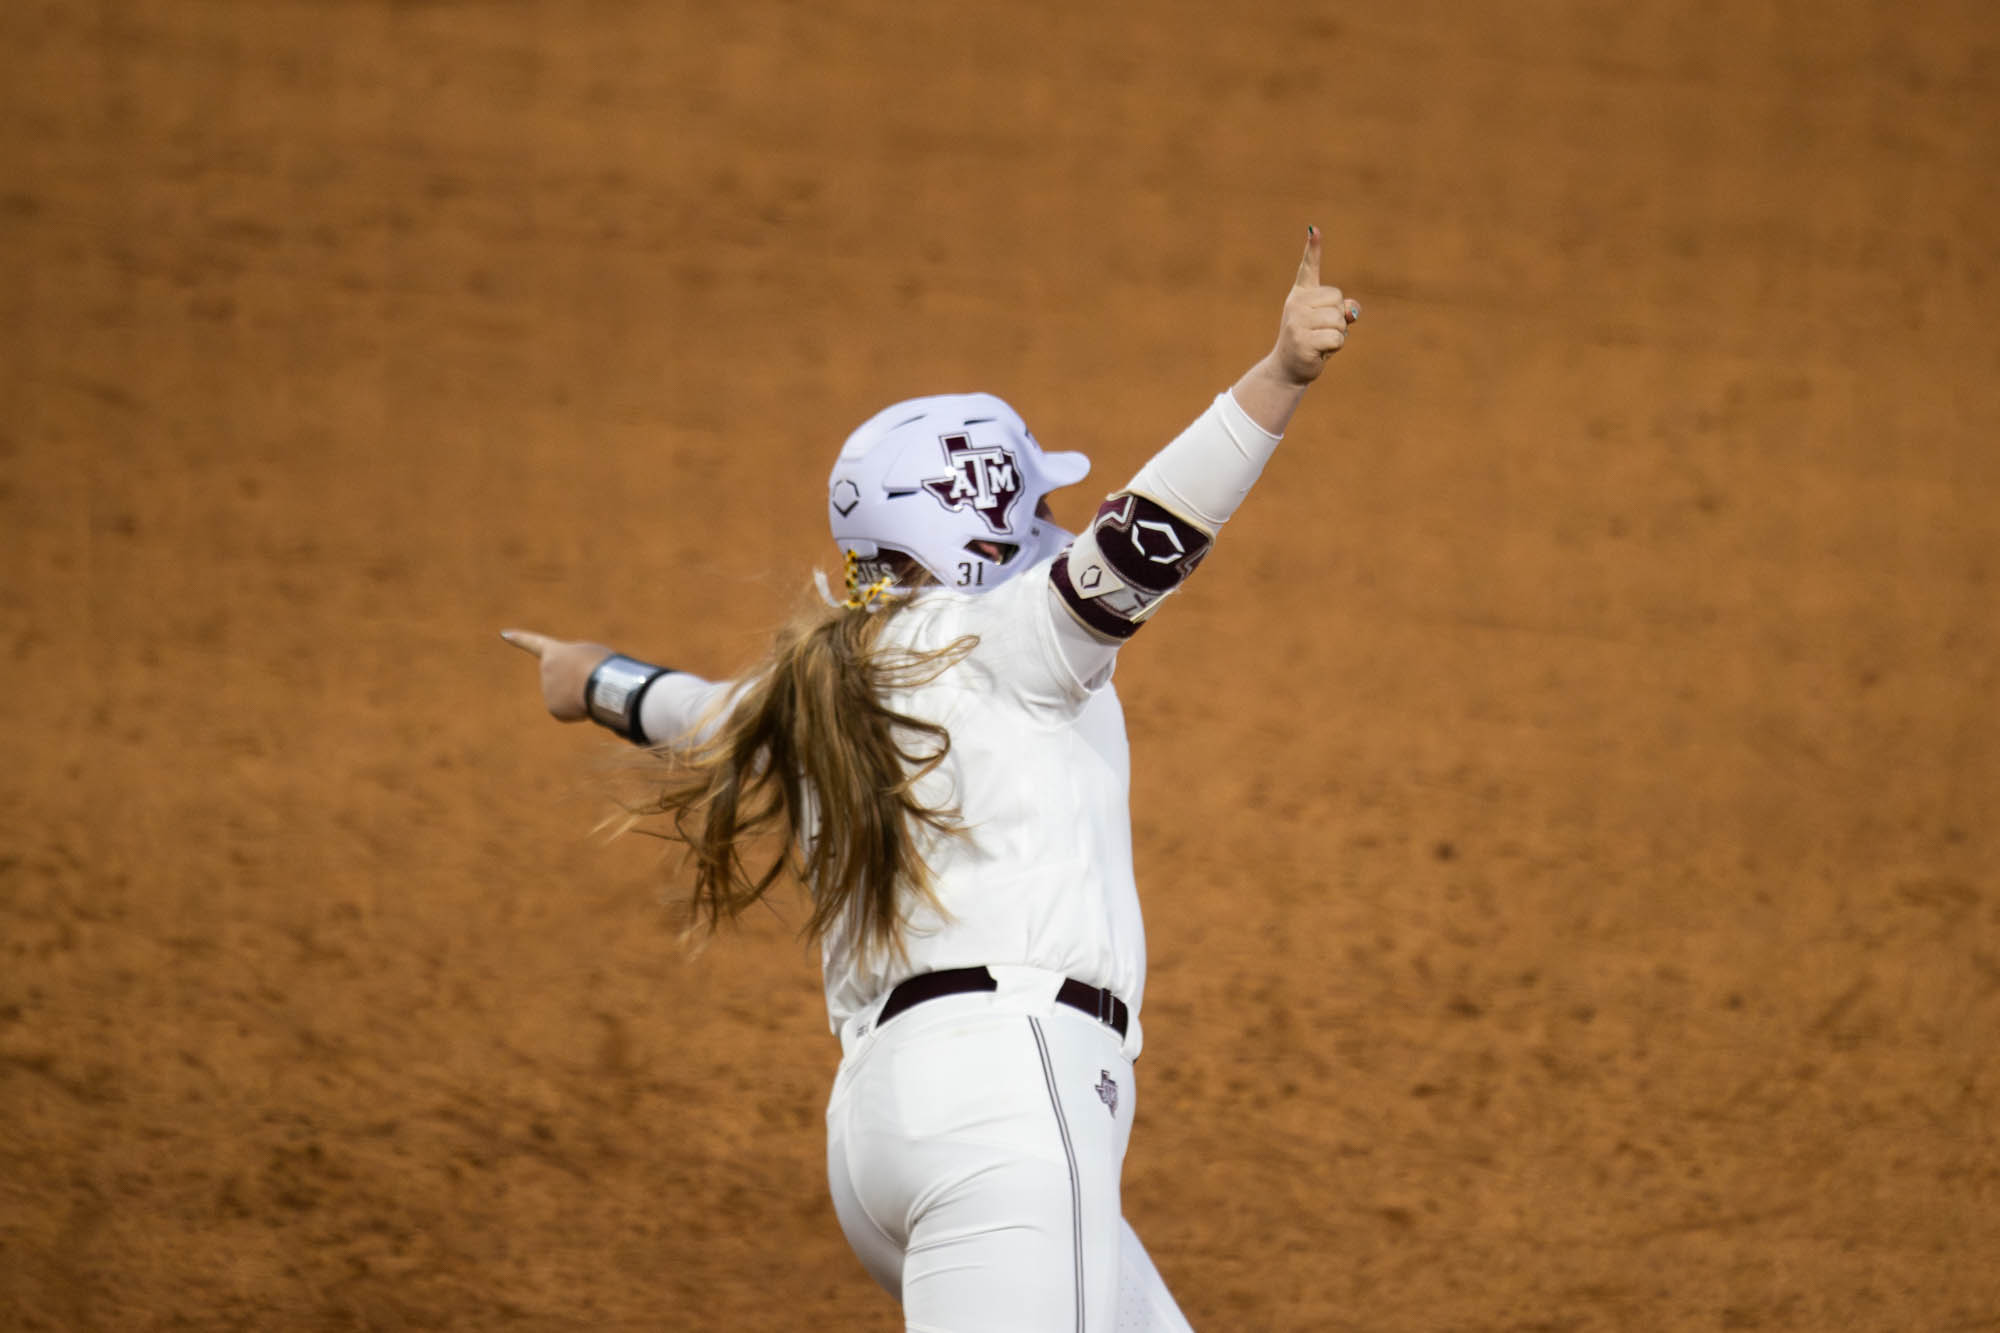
top-left (1125, 388), bottom-right (1283, 529)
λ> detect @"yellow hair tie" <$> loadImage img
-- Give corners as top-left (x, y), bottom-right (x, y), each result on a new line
top-left (841, 549), bottom-right (894, 611)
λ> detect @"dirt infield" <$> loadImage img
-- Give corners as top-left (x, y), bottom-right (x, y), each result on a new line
top-left (3, 1), bottom-right (1996, 1328)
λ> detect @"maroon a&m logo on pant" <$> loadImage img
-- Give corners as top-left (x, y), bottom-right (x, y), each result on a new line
top-left (921, 434), bottom-right (1021, 536)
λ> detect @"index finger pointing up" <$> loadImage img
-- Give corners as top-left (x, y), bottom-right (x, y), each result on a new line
top-left (1295, 224), bottom-right (1321, 289)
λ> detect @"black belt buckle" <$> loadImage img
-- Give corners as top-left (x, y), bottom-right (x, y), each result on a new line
top-left (1056, 977), bottom-right (1129, 1039)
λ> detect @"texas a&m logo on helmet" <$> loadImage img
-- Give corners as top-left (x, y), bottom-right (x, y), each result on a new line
top-left (920, 433), bottom-right (1023, 535)
top-left (826, 392), bottom-right (1089, 595)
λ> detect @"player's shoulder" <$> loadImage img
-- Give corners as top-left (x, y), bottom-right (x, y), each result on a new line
top-left (899, 560), bottom-right (1108, 709)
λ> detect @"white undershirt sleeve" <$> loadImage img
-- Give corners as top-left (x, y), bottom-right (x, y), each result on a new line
top-left (636, 670), bottom-right (740, 748)
top-left (1042, 580), bottom-right (1120, 693)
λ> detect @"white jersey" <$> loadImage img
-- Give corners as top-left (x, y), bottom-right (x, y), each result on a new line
top-left (642, 569), bottom-right (1142, 1042)
top-left (638, 388), bottom-right (1283, 1057)
top-left (829, 570), bottom-right (1144, 1039)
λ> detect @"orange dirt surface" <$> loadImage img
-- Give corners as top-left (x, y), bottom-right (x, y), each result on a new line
top-left (4, 1), bottom-right (1997, 1329)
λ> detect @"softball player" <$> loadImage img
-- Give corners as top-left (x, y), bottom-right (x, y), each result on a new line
top-left (504, 229), bottom-right (1358, 1331)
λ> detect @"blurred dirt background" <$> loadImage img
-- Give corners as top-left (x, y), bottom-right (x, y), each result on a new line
top-left (3, 1), bottom-right (1997, 1329)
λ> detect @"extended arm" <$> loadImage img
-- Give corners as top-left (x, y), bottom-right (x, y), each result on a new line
top-left (1046, 227), bottom-right (1358, 665)
top-left (498, 630), bottom-right (726, 747)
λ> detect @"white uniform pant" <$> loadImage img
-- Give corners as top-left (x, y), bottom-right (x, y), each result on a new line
top-left (826, 981), bottom-right (1193, 1333)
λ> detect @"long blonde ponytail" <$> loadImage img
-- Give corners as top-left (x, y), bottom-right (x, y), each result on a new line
top-left (632, 591), bottom-right (972, 961)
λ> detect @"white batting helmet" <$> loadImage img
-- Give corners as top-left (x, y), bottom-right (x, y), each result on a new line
top-left (827, 392), bottom-right (1090, 595)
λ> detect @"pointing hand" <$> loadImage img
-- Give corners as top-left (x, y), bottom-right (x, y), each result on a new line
top-left (500, 628), bottom-right (612, 723)
top-left (1272, 225), bottom-right (1361, 385)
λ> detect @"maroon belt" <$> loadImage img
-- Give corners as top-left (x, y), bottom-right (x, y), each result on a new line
top-left (877, 966), bottom-right (1130, 1038)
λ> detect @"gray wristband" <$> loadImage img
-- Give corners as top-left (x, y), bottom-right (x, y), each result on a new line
top-left (584, 654), bottom-right (672, 744)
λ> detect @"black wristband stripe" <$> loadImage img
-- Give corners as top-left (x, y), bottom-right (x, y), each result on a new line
top-left (623, 664), bottom-right (674, 746)
top-left (585, 654), bottom-right (675, 745)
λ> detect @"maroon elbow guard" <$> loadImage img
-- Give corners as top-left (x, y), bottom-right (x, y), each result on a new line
top-left (1051, 492), bottom-right (1214, 640)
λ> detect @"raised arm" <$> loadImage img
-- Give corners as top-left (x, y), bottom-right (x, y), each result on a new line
top-left (1046, 227), bottom-right (1359, 657)
top-left (1229, 224), bottom-right (1358, 436)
